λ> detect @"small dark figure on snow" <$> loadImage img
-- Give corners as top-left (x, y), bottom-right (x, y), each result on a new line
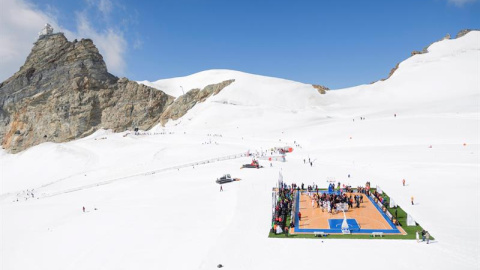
top-left (82, 206), bottom-right (85, 213)
top-left (220, 185), bottom-right (223, 192)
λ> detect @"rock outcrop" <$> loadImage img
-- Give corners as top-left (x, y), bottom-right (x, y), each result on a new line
top-left (159, 79), bottom-right (235, 125)
top-left (311, 84), bottom-right (329, 94)
top-left (0, 33), bottom-right (175, 153)
top-left (455, 29), bottom-right (477, 39)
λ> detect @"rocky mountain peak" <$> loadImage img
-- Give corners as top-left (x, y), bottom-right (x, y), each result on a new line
top-left (0, 31), bottom-right (236, 153)
top-left (0, 32), bottom-right (167, 153)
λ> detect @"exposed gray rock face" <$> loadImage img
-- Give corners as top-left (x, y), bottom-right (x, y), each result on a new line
top-left (455, 29), bottom-right (477, 39)
top-left (411, 50), bottom-right (425, 56)
top-left (0, 33), bottom-right (175, 153)
top-left (160, 79), bottom-right (235, 125)
top-left (311, 85), bottom-right (329, 94)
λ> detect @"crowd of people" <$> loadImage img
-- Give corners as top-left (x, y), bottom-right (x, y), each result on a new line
top-left (272, 181), bottom-right (376, 236)
top-left (272, 183), bottom-right (297, 236)
top-left (305, 184), bottom-right (366, 214)
top-left (372, 188), bottom-right (388, 208)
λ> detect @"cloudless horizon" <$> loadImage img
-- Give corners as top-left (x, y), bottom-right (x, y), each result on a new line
top-left (2, 0), bottom-right (479, 89)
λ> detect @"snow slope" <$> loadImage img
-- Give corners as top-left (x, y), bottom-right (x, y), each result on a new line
top-left (1, 31), bottom-right (479, 270)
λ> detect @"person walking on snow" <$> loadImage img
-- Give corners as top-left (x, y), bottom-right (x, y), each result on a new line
top-left (411, 196), bottom-right (414, 205)
top-left (403, 179), bottom-right (406, 186)
top-left (220, 185), bottom-right (223, 192)
top-left (82, 206), bottom-right (85, 213)
top-left (426, 231), bottom-right (430, 244)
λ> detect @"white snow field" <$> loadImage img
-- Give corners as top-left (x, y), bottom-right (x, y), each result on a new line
top-left (1, 32), bottom-right (479, 270)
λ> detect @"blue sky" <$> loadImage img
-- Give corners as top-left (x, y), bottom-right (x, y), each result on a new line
top-left (2, 0), bottom-right (479, 88)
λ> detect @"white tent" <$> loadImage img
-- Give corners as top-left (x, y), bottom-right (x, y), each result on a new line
top-left (407, 214), bottom-right (416, 226)
top-left (389, 198), bottom-right (397, 208)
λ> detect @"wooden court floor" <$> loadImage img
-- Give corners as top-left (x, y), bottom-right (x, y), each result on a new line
top-left (297, 192), bottom-right (404, 234)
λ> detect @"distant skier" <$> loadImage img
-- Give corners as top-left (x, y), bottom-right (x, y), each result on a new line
top-left (394, 113), bottom-right (397, 118)
top-left (82, 206), bottom-right (85, 213)
top-left (220, 185), bottom-right (223, 192)
top-left (411, 196), bottom-right (414, 205)
top-left (403, 179), bottom-right (406, 186)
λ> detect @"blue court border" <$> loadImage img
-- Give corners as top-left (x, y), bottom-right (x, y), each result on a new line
top-left (294, 191), bottom-right (400, 234)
